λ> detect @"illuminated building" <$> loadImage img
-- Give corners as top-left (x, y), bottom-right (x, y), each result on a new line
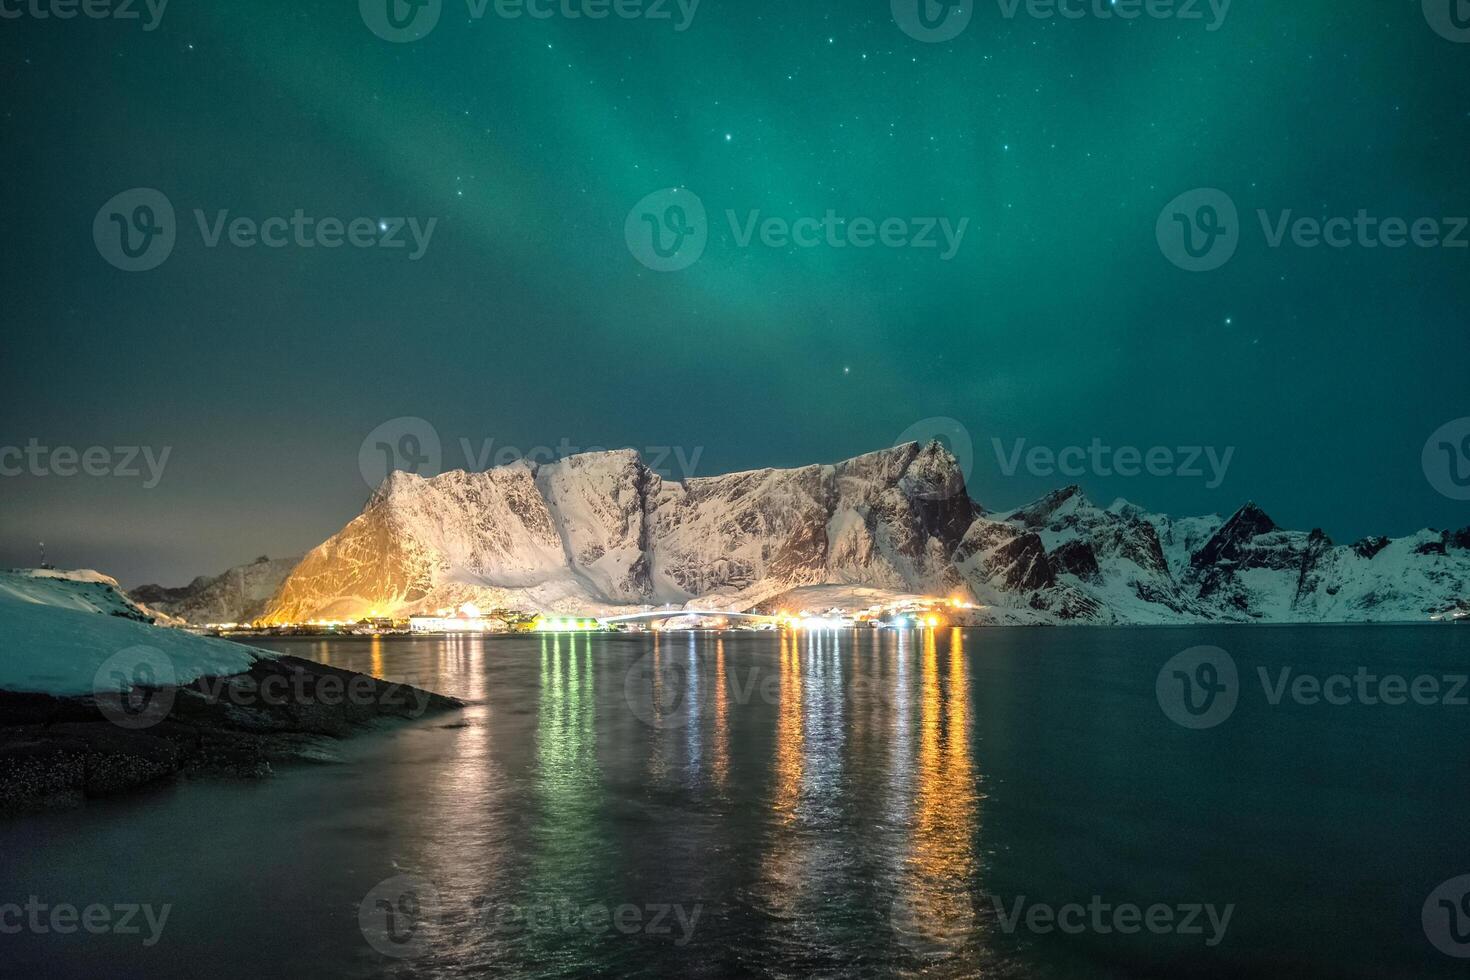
top-left (408, 601), bottom-right (508, 633)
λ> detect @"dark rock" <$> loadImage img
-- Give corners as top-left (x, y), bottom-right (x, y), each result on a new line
top-left (1028, 585), bottom-right (1104, 621)
top-left (0, 724), bottom-right (180, 808)
top-left (953, 519), bottom-right (1056, 592)
top-left (1292, 529), bottom-right (1336, 610)
top-left (1352, 536), bottom-right (1390, 559)
top-left (898, 441), bottom-right (979, 544)
top-left (0, 689), bottom-right (99, 726)
top-left (0, 656), bottom-right (461, 814)
top-left (1050, 539), bottom-right (1101, 581)
top-left (1191, 502), bottom-right (1278, 570)
top-left (0, 738), bottom-right (88, 809)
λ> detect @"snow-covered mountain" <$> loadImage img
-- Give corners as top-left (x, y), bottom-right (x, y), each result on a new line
top-left (130, 555), bottom-right (301, 625)
top-left (261, 444), bottom-right (975, 622)
top-left (257, 444), bottom-right (1470, 626)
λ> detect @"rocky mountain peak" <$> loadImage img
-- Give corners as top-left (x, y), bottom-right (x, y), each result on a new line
top-left (1352, 535), bottom-right (1391, 559)
top-left (247, 445), bottom-right (1467, 627)
top-left (367, 468), bottom-right (427, 507)
top-left (1192, 501), bottom-right (1278, 568)
top-left (1232, 501), bottom-right (1277, 533)
top-left (1008, 485), bottom-right (1090, 528)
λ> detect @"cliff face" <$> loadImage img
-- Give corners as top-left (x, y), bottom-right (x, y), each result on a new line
top-left (130, 556), bottom-right (301, 625)
top-left (255, 443), bottom-right (1470, 625)
top-left (258, 443), bottom-right (978, 622)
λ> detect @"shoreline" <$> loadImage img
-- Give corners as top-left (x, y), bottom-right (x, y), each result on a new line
top-left (228, 618), bottom-right (1467, 639)
top-left (0, 655), bottom-right (463, 815)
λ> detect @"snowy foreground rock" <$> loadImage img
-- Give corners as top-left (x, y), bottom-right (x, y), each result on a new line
top-left (0, 570), bottom-right (461, 812)
top-left (257, 442), bottom-right (1470, 626)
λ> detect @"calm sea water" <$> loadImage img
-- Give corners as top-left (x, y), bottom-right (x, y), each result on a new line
top-left (3, 626), bottom-right (1469, 978)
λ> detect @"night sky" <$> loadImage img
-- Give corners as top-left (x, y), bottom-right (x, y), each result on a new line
top-left (2, 0), bottom-right (1468, 586)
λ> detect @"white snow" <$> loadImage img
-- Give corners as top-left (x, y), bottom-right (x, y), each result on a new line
top-left (253, 444), bottom-right (1469, 627)
top-left (0, 569), bottom-right (270, 697)
top-left (128, 555), bottom-right (302, 625)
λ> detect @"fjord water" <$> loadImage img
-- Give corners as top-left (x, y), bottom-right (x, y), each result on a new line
top-left (3, 627), bottom-right (1468, 978)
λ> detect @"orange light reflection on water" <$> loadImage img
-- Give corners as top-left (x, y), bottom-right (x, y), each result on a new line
top-left (894, 626), bottom-right (979, 956)
top-left (772, 629), bottom-right (805, 822)
top-left (713, 637), bottom-right (729, 790)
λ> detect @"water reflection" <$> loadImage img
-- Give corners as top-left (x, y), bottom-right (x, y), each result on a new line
top-left (802, 629), bottom-right (846, 807)
top-left (771, 629), bottom-right (804, 821)
top-left (647, 630), bottom-right (670, 782)
top-left (684, 632), bottom-right (701, 782)
top-left (111, 627), bottom-right (1463, 980)
top-left (249, 629), bottom-right (983, 971)
top-left (535, 632), bottom-right (600, 803)
top-left (712, 637), bottom-right (729, 791)
top-left (894, 628), bottom-right (980, 959)
top-left (513, 632), bottom-right (606, 964)
top-left (416, 635), bottom-right (502, 944)
top-left (369, 634), bottom-right (384, 679)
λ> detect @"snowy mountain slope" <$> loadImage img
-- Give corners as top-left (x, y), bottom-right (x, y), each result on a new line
top-left (130, 555), bottom-right (301, 625)
top-left (1108, 499), bottom-right (1223, 581)
top-left (0, 569), bottom-right (268, 695)
top-left (256, 443), bottom-right (1470, 625)
top-left (1003, 487), bottom-right (1209, 623)
top-left (645, 457), bottom-right (834, 606)
top-left (262, 465), bottom-right (580, 622)
top-left (644, 443), bottom-right (975, 610)
top-left (1, 568), bottom-right (156, 622)
top-left (536, 450), bottom-right (653, 603)
top-left (260, 444), bottom-right (978, 621)
top-left (1182, 514), bottom-right (1470, 623)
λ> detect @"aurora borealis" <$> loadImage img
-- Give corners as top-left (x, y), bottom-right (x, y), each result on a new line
top-left (2, 0), bottom-right (1467, 584)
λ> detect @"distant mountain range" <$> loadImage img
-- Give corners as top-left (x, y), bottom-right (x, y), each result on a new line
top-left (131, 555), bottom-right (301, 625)
top-left (191, 443), bottom-right (1470, 627)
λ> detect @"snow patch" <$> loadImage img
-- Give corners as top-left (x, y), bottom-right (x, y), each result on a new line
top-left (0, 570), bottom-right (271, 697)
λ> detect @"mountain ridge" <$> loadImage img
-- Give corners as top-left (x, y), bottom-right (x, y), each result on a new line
top-left (249, 442), bottom-right (1470, 626)
top-left (131, 555), bottom-right (301, 626)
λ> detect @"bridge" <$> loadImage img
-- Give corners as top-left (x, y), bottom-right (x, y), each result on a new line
top-left (595, 608), bottom-right (779, 628)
